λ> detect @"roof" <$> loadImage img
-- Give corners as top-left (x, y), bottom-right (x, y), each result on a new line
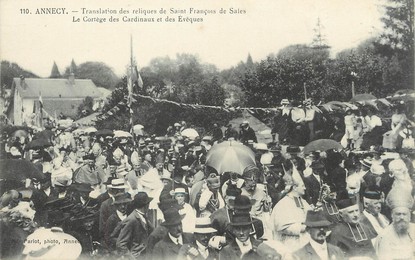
top-left (42, 99), bottom-right (84, 118)
top-left (96, 87), bottom-right (112, 99)
top-left (73, 112), bottom-right (99, 126)
top-left (13, 78), bottom-right (101, 99)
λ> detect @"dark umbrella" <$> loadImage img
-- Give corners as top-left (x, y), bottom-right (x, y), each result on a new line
top-left (0, 159), bottom-right (45, 181)
top-left (26, 138), bottom-right (52, 150)
top-left (95, 129), bottom-right (114, 137)
top-left (350, 93), bottom-right (377, 103)
top-left (33, 130), bottom-right (54, 143)
top-left (303, 139), bottom-right (343, 154)
top-left (391, 89), bottom-right (415, 102)
top-left (206, 141), bottom-right (256, 175)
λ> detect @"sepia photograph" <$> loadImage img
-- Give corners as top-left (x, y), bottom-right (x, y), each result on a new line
top-left (0, 0), bottom-right (414, 259)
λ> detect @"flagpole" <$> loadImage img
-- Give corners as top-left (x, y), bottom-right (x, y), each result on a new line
top-left (39, 91), bottom-right (43, 129)
top-left (129, 35), bottom-right (136, 144)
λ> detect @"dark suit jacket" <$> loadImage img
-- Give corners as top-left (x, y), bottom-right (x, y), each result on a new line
top-left (99, 197), bottom-right (116, 236)
top-left (152, 233), bottom-right (193, 260)
top-left (304, 174), bottom-right (321, 206)
top-left (179, 242), bottom-right (219, 260)
top-left (104, 212), bottom-right (122, 250)
top-left (218, 238), bottom-right (263, 260)
top-left (293, 242), bottom-right (344, 260)
top-left (116, 210), bottom-right (154, 258)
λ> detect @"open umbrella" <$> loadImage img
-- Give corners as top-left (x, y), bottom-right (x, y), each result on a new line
top-left (114, 130), bottom-right (133, 138)
top-left (26, 138), bottom-right (52, 150)
top-left (0, 159), bottom-right (45, 181)
top-left (83, 127), bottom-right (97, 134)
top-left (181, 128), bottom-right (199, 140)
top-left (350, 93), bottom-right (377, 103)
top-left (12, 129), bottom-right (29, 138)
top-left (206, 141), bottom-right (256, 175)
top-left (133, 124), bottom-right (145, 136)
top-left (303, 139), bottom-right (343, 154)
top-left (95, 129), bottom-right (114, 137)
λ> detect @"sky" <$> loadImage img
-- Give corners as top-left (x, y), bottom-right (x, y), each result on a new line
top-left (0, 0), bottom-right (385, 78)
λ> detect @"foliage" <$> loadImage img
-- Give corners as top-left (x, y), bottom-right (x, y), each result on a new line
top-left (76, 96), bottom-right (94, 119)
top-left (97, 54), bottom-right (238, 134)
top-left (380, 0), bottom-right (414, 52)
top-left (63, 62), bottom-right (120, 90)
top-left (49, 61), bottom-right (61, 78)
top-left (0, 61), bottom-right (39, 90)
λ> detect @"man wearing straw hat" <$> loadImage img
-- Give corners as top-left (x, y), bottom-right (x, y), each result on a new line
top-left (178, 217), bottom-right (222, 260)
top-left (292, 210), bottom-right (344, 260)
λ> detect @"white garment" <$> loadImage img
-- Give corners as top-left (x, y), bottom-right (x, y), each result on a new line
top-left (169, 233), bottom-right (183, 245)
top-left (309, 240), bottom-right (329, 260)
top-left (116, 210), bottom-right (127, 221)
top-left (235, 238), bottom-right (253, 257)
top-left (196, 240), bottom-right (209, 259)
top-left (179, 203), bottom-right (196, 233)
top-left (362, 210), bottom-right (389, 235)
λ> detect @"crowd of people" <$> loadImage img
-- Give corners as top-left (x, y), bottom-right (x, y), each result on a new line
top-left (0, 105), bottom-right (414, 259)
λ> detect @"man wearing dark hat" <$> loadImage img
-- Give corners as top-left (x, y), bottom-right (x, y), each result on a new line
top-left (178, 217), bottom-right (221, 260)
top-left (239, 121), bottom-right (257, 145)
top-left (219, 213), bottom-right (281, 260)
top-left (212, 123), bottom-right (223, 144)
top-left (67, 183), bottom-right (95, 207)
top-left (99, 179), bottom-right (127, 240)
top-left (210, 185), bottom-right (242, 236)
top-left (328, 198), bottom-right (377, 258)
top-left (360, 188), bottom-right (389, 235)
top-left (293, 210), bottom-right (344, 260)
top-left (304, 161), bottom-right (325, 206)
top-left (153, 208), bottom-right (192, 259)
top-left (116, 192), bottom-right (153, 258)
top-left (224, 124), bottom-right (239, 141)
top-left (284, 146), bottom-right (306, 173)
top-left (103, 193), bottom-right (132, 252)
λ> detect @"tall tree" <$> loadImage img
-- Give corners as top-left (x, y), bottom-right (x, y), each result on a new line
top-left (50, 61), bottom-right (61, 78)
top-left (380, 0), bottom-right (414, 52)
top-left (0, 61), bottom-right (39, 89)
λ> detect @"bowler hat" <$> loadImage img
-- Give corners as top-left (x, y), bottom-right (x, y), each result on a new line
top-left (161, 208), bottom-right (185, 226)
top-left (69, 183), bottom-right (93, 193)
top-left (304, 210), bottom-right (332, 227)
top-left (286, 145), bottom-right (301, 154)
top-left (132, 192), bottom-right (153, 209)
top-left (112, 193), bottom-right (132, 205)
top-left (228, 195), bottom-right (256, 210)
top-left (229, 213), bottom-right (256, 227)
